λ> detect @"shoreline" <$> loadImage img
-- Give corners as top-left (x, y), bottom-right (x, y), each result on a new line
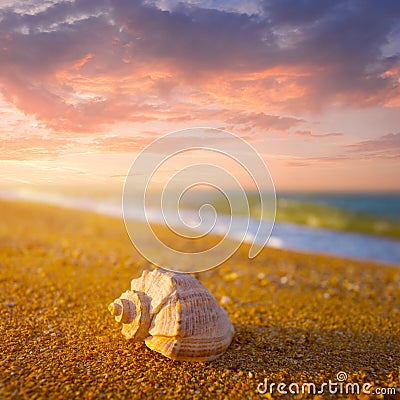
top-left (0, 199), bottom-right (399, 399)
top-left (0, 189), bottom-right (399, 267)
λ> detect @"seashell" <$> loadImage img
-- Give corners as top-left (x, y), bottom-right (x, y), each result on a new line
top-left (108, 268), bottom-right (234, 361)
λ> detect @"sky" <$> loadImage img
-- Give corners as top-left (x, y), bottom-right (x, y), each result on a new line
top-left (0, 0), bottom-right (399, 192)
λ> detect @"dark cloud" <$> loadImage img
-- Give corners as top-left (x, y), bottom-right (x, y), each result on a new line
top-left (111, 0), bottom-right (275, 72)
top-left (263, 0), bottom-right (338, 26)
top-left (0, 0), bottom-right (399, 131)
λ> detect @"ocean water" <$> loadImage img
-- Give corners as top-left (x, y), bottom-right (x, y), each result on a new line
top-left (146, 208), bottom-right (400, 266)
top-left (279, 192), bottom-right (400, 221)
top-left (1, 188), bottom-right (399, 266)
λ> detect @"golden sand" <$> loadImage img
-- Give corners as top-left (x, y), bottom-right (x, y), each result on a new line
top-left (0, 200), bottom-right (399, 399)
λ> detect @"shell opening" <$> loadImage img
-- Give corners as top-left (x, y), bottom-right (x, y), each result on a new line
top-left (108, 302), bottom-right (122, 317)
top-left (108, 298), bottom-right (135, 323)
top-left (109, 290), bottom-right (151, 341)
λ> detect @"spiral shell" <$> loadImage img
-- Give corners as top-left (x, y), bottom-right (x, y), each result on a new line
top-left (108, 268), bottom-right (234, 361)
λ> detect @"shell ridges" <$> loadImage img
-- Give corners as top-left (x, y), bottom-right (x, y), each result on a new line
top-left (109, 268), bottom-right (234, 361)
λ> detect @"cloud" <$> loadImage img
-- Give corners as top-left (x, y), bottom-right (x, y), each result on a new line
top-left (294, 130), bottom-right (343, 138)
top-left (91, 135), bottom-right (156, 152)
top-left (346, 132), bottom-right (400, 159)
top-left (0, 0), bottom-right (399, 132)
top-left (285, 155), bottom-right (349, 167)
top-left (264, 0), bottom-right (337, 26)
top-left (225, 112), bottom-right (303, 132)
top-left (286, 132), bottom-right (400, 166)
top-left (0, 135), bottom-right (71, 160)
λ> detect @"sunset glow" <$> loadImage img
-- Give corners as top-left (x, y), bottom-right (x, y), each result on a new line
top-left (1, 0), bottom-right (399, 192)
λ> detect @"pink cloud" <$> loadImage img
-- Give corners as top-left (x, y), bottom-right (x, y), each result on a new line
top-left (346, 132), bottom-right (400, 159)
top-left (294, 130), bottom-right (343, 138)
top-left (286, 133), bottom-right (400, 167)
top-left (0, 135), bottom-right (70, 160)
top-left (91, 135), bottom-right (156, 152)
top-left (0, 0), bottom-right (398, 133)
top-left (286, 155), bottom-right (349, 167)
top-left (225, 112), bottom-right (303, 132)
top-left (347, 132), bottom-right (400, 151)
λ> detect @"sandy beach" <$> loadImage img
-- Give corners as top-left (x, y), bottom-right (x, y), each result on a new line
top-left (1, 199), bottom-right (399, 399)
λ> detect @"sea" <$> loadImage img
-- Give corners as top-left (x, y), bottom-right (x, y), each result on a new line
top-left (278, 192), bottom-right (400, 222)
top-left (1, 189), bottom-right (399, 266)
